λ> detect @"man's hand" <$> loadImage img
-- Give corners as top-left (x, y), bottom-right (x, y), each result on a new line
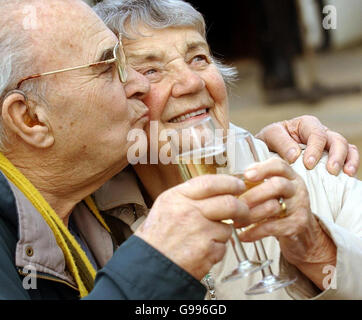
top-left (135, 174), bottom-right (248, 280)
top-left (255, 115), bottom-right (360, 177)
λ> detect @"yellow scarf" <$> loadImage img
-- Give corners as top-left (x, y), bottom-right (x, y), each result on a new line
top-left (0, 152), bottom-right (110, 298)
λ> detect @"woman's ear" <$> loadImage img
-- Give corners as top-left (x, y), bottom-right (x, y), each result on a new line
top-left (1, 92), bottom-right (54, 148)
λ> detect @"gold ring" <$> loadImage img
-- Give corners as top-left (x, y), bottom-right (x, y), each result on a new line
top-left (278, 197), bottom-right (288, 218)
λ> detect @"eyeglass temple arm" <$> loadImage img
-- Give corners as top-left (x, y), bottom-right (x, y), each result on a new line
top-left (16, 58), bottom-right (117, 89)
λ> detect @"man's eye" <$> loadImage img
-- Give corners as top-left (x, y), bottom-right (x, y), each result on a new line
top-left (102, 66), bottom-right (113, 74)
top-left (97, 64), bottom-right (113, 77)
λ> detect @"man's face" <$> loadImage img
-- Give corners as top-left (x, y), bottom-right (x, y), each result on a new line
top-left (30, 0), bottom-right (149, 170)
top-left (123, 26), bottom-right (229, 149)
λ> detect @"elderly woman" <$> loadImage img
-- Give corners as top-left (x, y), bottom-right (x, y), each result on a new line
top-left (93, 0), bottom-right (362, 300)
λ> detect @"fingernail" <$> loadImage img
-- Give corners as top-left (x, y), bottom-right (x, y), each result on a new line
top-left (333, 161), bottom-right (340, 171)
top-left (237, 179), bottom-right (246, 189)
top-left (286, 148), bottom-right (297, 162)
top-left (307, 156), bottom-right (316, 168)
top-left (347, 165), bottom-right (356, 175)
top-left (244, 169), bottom-right (257, 180)
top-left (330, 161), bottom-right (340, 175)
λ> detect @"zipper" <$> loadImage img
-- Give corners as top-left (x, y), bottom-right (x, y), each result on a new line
top-left (18, 268), bottom-right (79, 292)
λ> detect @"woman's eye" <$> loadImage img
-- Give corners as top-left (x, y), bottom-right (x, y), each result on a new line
top-left (191, 55), bottom-right (209, 64)
top-left (144, 69), bottom-right (157, 76)
top-left (141, 68), bottom-right (162, 82)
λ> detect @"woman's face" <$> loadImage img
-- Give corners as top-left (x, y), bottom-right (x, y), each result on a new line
top-left (123, 25), bottom-right (230, 148)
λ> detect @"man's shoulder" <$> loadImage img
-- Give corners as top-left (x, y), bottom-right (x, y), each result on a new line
top-left (0, 177), bottom-right (21, 299)
top-left (0, 172), bottom-right (18, 265)
top-left (0, 172), bottom-right (18, 234)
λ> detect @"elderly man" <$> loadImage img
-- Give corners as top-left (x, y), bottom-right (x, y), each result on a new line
top-left (0, 0), bottom-right (358, 300)
top-left (93, 0), bottom-right (362, 300)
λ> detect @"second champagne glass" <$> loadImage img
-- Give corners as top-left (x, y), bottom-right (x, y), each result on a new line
top-left (234, 132), bottom-right (297, 295)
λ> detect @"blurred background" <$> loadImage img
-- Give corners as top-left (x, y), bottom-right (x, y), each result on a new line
top-left (87, 0), bottom-right (362, 178)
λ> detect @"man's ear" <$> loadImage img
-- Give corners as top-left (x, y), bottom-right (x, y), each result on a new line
top-left (1, 92), bottom-right (54, 148)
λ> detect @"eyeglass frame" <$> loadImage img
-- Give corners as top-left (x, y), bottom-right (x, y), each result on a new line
top-left (13, 35), bottom-right (127, 92)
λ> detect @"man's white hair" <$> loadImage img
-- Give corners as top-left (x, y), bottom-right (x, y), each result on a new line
top-left (93, 0), bottom-right (238, 86)
top-left (0, 0), bottom-right (45, 151)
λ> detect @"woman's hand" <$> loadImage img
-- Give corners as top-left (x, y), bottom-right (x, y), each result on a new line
top-left (256, 115), bottom-right (359, 177)
top-left (236, 158), bottom-right (336, 290)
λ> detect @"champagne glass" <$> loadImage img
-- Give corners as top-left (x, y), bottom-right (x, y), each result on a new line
top-left (233, 133), bottom-right (297, 295)
top-left (168, 116), bottom-right (271, 282)
top-left (245, 240), bottom-right (297, 295)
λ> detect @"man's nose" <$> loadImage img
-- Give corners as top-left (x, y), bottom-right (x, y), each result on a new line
top-left (171, 66), bottom-right (205, 98)
top-left (124, 67), bottom-right (150, 100)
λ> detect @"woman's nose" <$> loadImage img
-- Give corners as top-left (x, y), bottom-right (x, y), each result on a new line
top-left (171, 66), bottom-right (205, 98)
top-left (124, 67), bottom-right (150, 100)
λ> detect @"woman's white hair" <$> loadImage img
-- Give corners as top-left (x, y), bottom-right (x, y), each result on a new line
top-left (93, 0), bottom-right (238, 86)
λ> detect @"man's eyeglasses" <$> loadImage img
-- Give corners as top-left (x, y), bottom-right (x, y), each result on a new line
top-left (15, 36), bottom-right (127, 90)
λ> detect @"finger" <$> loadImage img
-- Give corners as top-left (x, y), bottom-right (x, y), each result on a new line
top-left (240, 177), bottom-right (296, 208)
top-left (208, 241), bottom-right (228, 265)
top-left (178, 174), bottom-right (245, 200)
top-left (302, 129), bottom-right (328, 170)
top-left (196, 195), bottom-right (250, 224)
top-left (255, 123), bottom-right (301, 163)
top-left (243, 157), bottom-right (297, 182)
top-left (244, 199), bottom-right (282, 226)
top-left (206, 221), bottom-right (233, 244)
top-left (343, 144), bottom-right (360, 177)
top-left (238, 214), bottom-right (301, 242)
top-left (324, 131), bottom-right (348, 175)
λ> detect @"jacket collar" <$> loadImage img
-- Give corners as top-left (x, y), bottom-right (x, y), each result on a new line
top-left (93, 167), bottom-right (148, 232)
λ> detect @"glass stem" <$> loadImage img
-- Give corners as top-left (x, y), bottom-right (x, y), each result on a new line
top-left (253, 240), bottom-right (273, 277)
top-left (231, 227), bottom-right (249, 263)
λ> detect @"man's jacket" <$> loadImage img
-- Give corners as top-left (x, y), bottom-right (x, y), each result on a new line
top-left (0, 172), bottom-right (205, 300)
